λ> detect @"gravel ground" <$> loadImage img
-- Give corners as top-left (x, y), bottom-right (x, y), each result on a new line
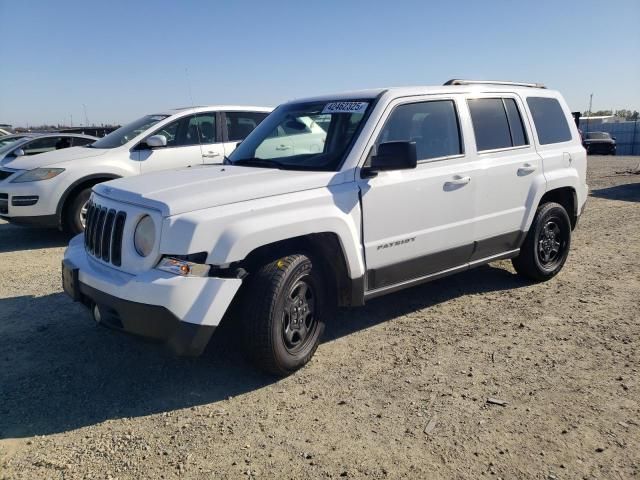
top-left (1, 155), bottom-right (639, 480)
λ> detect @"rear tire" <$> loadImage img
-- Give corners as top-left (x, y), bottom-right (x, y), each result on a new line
top-left (512, 202), bottom-right (571, 282)
top-left (63, 187), bottom-right (92, 235)
top-left (241, 254), bottom-right (327, 376)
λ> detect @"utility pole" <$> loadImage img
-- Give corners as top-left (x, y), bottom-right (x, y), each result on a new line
top-left (587, 93), bottom-right (593, 134)
top-left (82, 104), bottom-right (89, 126)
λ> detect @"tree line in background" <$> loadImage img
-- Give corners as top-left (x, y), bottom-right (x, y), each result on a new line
top-left (25, 124), bottom-right (119, 130)
top-left (582, 109), bottom-right (640, 120)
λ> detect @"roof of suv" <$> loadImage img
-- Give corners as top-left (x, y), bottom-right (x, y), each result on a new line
top-left (290, 84), bottom-right (559, 104)
top-left (157, 105), bottom-right (273, 116)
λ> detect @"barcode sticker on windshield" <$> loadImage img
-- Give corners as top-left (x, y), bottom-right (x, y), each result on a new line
top-left (322, 102), bottom-right (368, 114)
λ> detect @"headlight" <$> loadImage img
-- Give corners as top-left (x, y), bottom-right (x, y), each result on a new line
top-left (11, 168), bottom-right (65, 183)
top-left (133, 215), bottom-right (155, 257)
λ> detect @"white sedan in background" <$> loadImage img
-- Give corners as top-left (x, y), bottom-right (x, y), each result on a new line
top-left (0, 105), bottom-right (271, 233)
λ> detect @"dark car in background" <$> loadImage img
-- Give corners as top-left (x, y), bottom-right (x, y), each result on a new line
top-left (0, 133), bottom-right (98, 165)
top-left (583, 131), bottom-right (616, 155)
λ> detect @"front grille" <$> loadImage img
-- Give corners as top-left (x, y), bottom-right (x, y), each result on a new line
top-left (84, 201), bottom-right (126, 266)
top-left (0, 170), bottom-right (13, 181)
top-left (0, 193), bottom-right (8, 214)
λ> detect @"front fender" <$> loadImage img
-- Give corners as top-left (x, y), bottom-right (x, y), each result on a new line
top-left (55, 173), bottom-right (123, 219)
top-left (160, 184), bottom-right (365, 279)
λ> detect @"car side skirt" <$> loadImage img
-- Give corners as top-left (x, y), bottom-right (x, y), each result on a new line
top-left (364, 248), bottom-right (521, 301)
top-left (361, 230), bottom-right (526, 301)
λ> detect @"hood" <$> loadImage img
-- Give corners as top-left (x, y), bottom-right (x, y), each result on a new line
top-left (93, 165), bottom-right (347, 216)
top-left (1, 146), bottom-right (109, 169)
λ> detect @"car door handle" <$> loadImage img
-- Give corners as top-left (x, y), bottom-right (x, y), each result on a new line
top-left (444, 175), bottom-right (471, 187)
top-left (202, 152), bottom-right (220, 158)
top-left (275, 145), bottom-right (291, 151)
top-left (517, 163), bottom-right (536, 175)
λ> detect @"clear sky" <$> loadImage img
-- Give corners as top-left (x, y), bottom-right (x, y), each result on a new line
top-left (1, 0), bottom-right (639, 127)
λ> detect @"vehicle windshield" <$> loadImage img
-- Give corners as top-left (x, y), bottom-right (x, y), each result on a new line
top-left (585, 132), bottom-right (610, 139)
top-left (90, 115), bottom-right (170, 149)
top-left (228, 100), bottom-right (373, 171)
top-left (0, 135), bottom-right (27, 148)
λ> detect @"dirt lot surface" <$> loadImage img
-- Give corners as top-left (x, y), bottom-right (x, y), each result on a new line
top-left (1, 156), bottom-right (639, 479)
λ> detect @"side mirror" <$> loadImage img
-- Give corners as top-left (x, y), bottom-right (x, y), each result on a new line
top-left (13, 148), bottom-right (25, 157)
top-left (362, 141), bottom-right (417, 177)
top-left (146, 135), bottom-right (167, 148)
top-left (611, 136), bottom-right (616, 141)
top-left (284, 119), bottom-right (308, 132)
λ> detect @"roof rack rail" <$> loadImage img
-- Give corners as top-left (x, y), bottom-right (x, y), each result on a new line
top-left (443, 79), bottom-right (546, 89)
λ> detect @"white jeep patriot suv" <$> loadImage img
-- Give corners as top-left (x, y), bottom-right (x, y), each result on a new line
top-left (63, 80), bottom-right (587, 375)
top-left (0, 106), bottom-right (271, 233)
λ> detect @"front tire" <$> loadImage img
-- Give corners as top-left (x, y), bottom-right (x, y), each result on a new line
top-left (512, 202), bottom-right (571, 281)
top-left (63, 187), bottom-right (92, 235)
top-left (241, 254), bottom-right (327, 376)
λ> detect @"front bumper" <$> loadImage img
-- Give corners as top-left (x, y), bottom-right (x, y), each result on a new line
top-left (63, 235), bottom-right (243, 355)
top-left (0, 174), bottom-right (61, 224)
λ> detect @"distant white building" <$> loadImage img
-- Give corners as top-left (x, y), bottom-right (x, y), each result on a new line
top-left (579, 115), bottom-right (626, 127)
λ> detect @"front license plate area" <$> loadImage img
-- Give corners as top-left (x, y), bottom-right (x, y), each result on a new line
top-left (62, 259), bottom-right (80, 301)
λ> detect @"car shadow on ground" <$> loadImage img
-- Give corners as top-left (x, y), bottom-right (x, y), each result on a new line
top-left (325, 264), bottom-right (528, 342)
top-left (0, 222), bottom-right (69, 253)
top-left (590, 181), bottom-right (640, 203)
top-left (0, 264), bottom-right (529, 439)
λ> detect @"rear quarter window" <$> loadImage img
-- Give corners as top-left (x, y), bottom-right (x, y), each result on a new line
top-left (526, 97), bottom-right (572, 145)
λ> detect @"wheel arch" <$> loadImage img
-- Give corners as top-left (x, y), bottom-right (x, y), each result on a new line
top-left (56, 174), bottom-right (122, 227)
top-left (538, 186), bottom-right (578, 229)
top-left (240, 232), bottom-right (364, 307)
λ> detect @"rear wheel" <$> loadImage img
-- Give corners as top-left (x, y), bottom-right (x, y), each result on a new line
top-left (63, 187), bottom-right (92, 235)
top-left (512, 202), bottom-right (571, 281)
top-left (241, 254), bottom-right (328, 376)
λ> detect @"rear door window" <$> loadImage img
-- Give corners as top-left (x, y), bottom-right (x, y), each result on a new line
top-left (226, 112), bottom-right (269, 141)
top-left (467, 98), bottom-right (513, 151)
top-left (468, 98), bottom-right (531, 151)
top-left (526, 97), bottom-right (572, 144)
top-left (503, 99), bottom-right (528, 147)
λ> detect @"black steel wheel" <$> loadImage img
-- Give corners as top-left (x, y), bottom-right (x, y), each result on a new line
top-left (536, 218), bottom-right (567, 270)
top-left (512, 202), bottom-right (571, 281)
top-left (241, 254), bottom-right (328, 376)
top-left (281, 277), bottom-right (319, 353)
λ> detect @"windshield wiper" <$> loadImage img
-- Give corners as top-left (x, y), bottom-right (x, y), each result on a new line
top-left (233, 157), bottom-right (285, 169)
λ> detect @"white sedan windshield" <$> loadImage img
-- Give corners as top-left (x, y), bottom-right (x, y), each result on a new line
top-left (90, 115), bottom-right (169, 149)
